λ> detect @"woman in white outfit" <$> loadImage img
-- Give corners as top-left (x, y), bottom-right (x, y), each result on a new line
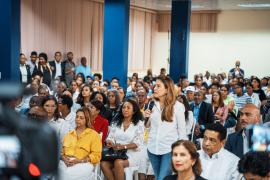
top-left (144, 76), bottom-right (188, 180)
top-left (42, 95), bottom-right (67, 142)
top-left (101, 98), bottom-right (144, 180)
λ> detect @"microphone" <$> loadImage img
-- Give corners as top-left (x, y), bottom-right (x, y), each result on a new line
top-left (144, 100), bottom-right (155, 125)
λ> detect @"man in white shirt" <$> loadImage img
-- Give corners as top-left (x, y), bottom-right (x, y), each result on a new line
top-left (19, 53), bottom-right (31, 86)
top-left (198, 123), bottom-right (241, 180)
top-left (58, 95), bottom-right (76, 136)
top-left (49, 52), bottom-right (64, 81)
top-left (26, 51), bottom-right (38, 75)
top-left (245, 83), bottom-right (261, 108)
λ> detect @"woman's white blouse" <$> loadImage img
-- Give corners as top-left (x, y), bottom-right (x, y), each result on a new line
top-left (147, 100), bottom-right (188, 155)
top-left (107, 120), bottom-right (144, 149)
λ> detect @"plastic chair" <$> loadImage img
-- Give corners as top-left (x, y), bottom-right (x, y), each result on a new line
top-left (92, 163), bottom-right (103, 180)
top-left (124, 166), bottom-right (139, 180)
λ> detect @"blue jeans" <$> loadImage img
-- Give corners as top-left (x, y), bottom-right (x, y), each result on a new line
top-left (147, 150), bottom-right (172, 180)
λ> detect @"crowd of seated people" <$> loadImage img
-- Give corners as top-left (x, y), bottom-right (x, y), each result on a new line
top-left (17, 52), bottom-right (270, 180)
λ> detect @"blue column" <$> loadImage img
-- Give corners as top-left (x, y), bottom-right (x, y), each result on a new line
top-left (169, 0), bottom-right (191, 82)
top-left (0, 0), bottom-right (20, 82)
top-left (103, 0), bottom-right (130, 88)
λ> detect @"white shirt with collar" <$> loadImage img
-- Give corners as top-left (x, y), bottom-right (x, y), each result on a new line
top-left (26, 60), bottom-right (37, 75)
top-left (20, 64), bottom-right (28, 83)
top-left (48, 118), bottom-right (66, 143)
top-left (245, 92), bottom-right (261, 108)
top-left (62, 111), bottom-right (76, 135)
top-left (55, 60), bottom-right (62, 78)
top-left (198, 148), bottom-right (241, 180)
top-left (147, 100), bottom-right (188, 155)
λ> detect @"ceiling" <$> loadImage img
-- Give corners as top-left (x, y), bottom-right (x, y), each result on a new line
top-left (130, 0), bottom-right (270, 11)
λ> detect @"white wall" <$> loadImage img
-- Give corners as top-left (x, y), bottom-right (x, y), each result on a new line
top-left (152, 10), bottom-right (270, 80)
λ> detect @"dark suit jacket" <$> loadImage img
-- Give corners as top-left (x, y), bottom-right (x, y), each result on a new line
top-left (224, 130), bottom-right (244, 159)
top-left (20, 64), bottom-right (32, 84)
top-left (49, 60), bottom-right (65, 81)
top-left (191, 101), bottom-right (215, 126)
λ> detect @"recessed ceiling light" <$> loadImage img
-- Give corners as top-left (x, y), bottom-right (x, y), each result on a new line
top-left (238, 3), bottom-right (270, 8)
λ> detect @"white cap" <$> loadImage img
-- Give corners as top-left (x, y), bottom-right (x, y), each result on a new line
top-left (185, 86), bottom-right (195, 92)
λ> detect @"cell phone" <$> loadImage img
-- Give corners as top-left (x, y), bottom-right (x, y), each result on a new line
top-left (246, 125), bottom-right (270, 152)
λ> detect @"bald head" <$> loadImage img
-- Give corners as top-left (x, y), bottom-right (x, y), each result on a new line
top-left (244, 104), bottom-right (260, 119)
top-left (240, 103), bottom-right (261, 129)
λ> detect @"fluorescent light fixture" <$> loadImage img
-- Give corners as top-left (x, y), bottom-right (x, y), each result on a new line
top-left (192, 5), bottom-right (205, 9)
top-left (238, 3), bottom-right (270, 8)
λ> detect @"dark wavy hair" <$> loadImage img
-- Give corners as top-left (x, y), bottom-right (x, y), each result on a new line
top-left (171, 140), bottom-right (202, 176)
top-left (90, 99), bottom-right (105, 112)
top-left (238, 151), bottom-right (270, 177)
top-left (39, 52), bottom-right (48, 62)
top-left (178, 95), bottom-right (191, 121)
top-left (41, 95), bottom-right (60, 120)
top-left (114, 98), bottom-right (143, 127)
top-left (251, 77), bottom-right (261, 88)
top-left (90, 91), bottom-right (107, 105)
top-left (77, 84), bottom-right (92, 106)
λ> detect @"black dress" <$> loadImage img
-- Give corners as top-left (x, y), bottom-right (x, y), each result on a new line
top-left (253, 89), bottom-right (267, 101)
top-left (33, 65), bottom-right (52, 87)
top-left (164, 174), bottom-right (207, 180)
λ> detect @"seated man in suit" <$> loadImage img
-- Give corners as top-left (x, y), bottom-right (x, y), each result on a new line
top-left (191, 90), bottom-right (215, 138)
top-left (19, 53), bottom-right (32, 86)
top-left (225, 104), bottom-right (261, 158)
top-left (49, 51), bottom-right (65, 81)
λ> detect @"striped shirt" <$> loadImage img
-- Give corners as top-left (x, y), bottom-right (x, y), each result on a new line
top-left (232, 94), bottom-right (252, 110)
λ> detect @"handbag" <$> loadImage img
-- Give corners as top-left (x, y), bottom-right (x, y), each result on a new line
top-left (101, 147), bottom-right (128, 161)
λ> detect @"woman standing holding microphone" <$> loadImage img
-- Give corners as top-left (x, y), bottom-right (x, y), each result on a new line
top-left (145, 76), bottom-right (187, 180)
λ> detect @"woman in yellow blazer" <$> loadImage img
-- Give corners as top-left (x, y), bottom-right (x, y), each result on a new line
top-left (59, 107), bottom-right (102, 180)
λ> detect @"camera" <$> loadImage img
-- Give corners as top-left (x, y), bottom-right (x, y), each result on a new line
top-left (0, 82), bottom-right (58, 179)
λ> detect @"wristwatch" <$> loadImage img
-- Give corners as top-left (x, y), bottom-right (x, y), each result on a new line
top-left (124, 145), bottom-right (127, 149)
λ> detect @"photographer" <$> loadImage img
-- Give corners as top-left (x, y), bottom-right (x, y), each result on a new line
top-left (229, 60), bottom-right (245, 78)
top-left (238, 151), bottom-right (270, 179)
